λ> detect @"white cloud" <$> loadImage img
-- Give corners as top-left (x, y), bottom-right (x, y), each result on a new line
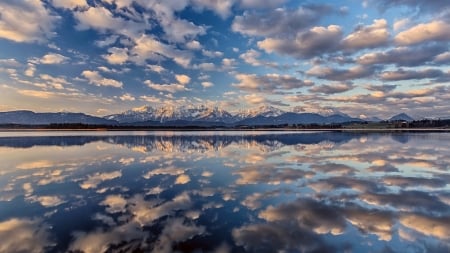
top-left (341, 19), bottom-right (389, 50)
top-left (103, 47), bottom-right (128, 65)
top-left (119, 93), bottom-right (135, 101)
top-left (74, 6), bottom-right (124, 31)
top-left (201, 81), bottom-right (214, 88)
top-left (95, 35), bottom-right (119, 47)
top-left (240, 49), bottom-right (263, 66)
top-left (147, 65), bottom-right (166, 73)
top-left (52, 0), bottom-right (88, 9)
top-left (40, 53), bottom-right (69, 64)
top-left (24, 64), bottom-right (36, 77)
top-left (39, 74), bottom-right (70, 90)
top-left (100, 195), bottom-right (127, 213)
top-left (175, 174), bottom-right (191, 184)
top-left (239, 0), bottom-right (286, 8)
top-left (0, 0), bottom-right (59, 43)
top-left (393, 18), bottom-right (410, 31)
top-left (82, 70), bottom-right (123, 88)
top-left (145, 80), bottom-right (189, 93)
top-left (258, 25), bottom-right (342, 59)
top-left (130, 35), bottom-right (192, 68)
top-left (233, 73), bottom-right (313, 93)
top-left (395, 20), bottom-right (450, 45)
top-left (232, 5), bottom-right (332, 37)
top-left (80, 171), bottom-right (122, 189)
top-left (202, 49), bottom-right (224, 58)
top-left (0, 218), bottom-right (53, 253)
top-left (0, 58), bottom-right (20, 67)
top-left (34, 195), bottom-right (65, 207)
top-left (191, 0), bottom-right (235, 18)
top-left (175, 74), bottom-right (191, 85)
top-left (193, 62), bottom-right (215, 71)
top-left (186, 40), bottom-right (202, 50)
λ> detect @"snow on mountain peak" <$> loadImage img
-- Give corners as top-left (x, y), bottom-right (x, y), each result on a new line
top-left (237, 105), bottom-right (286, 118)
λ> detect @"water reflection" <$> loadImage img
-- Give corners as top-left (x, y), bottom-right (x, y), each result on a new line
top-left (0, 131), bottom-right (449, 253)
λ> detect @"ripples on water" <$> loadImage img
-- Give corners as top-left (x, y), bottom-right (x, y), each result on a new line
top-left (0, 131), bottom-right (449, 253)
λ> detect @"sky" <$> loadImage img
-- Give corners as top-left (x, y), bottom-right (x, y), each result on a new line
top-left (0, 0), bottom-right (449, 119)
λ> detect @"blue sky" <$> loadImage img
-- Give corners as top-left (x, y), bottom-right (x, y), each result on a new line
top-left (0, 0), bottom-right (449, 118)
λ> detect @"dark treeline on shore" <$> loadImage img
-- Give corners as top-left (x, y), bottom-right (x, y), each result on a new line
top-left (0, 119), bottom-right (449, 130)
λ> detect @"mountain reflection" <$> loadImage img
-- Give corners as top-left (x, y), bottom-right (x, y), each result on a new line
top-left (0, 131), bottom-right (449, 253)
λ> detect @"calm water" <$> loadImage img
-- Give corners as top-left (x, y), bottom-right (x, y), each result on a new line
top-left (0, 131), bottom-right (449, 253)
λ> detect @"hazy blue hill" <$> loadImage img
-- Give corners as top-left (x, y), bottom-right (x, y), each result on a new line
top-left (0, 110), bottom-right (117, 125)
top-left (389, 113), bottom-right (414, 122)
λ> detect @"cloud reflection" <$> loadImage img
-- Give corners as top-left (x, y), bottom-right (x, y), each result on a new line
top-left (0, 132), bottom-right (449, 252)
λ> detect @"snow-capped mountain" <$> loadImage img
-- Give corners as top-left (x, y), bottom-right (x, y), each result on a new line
top-left (106, 105), bottom-right (238, 123)
top-left (235, 105), bottom-right (286, 119)
top-left (0, 110), bottom-right (116, 125)
top-left (388, 113), bottom-right (414, 122)
top-left (105, 104), bottom-right (362, 126)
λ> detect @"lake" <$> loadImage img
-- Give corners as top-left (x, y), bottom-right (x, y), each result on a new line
top-left (0, 131), bottom-right (449, 253)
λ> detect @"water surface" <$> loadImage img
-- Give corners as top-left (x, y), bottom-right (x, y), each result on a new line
top-left (0, 131), bottom-right (449, 253)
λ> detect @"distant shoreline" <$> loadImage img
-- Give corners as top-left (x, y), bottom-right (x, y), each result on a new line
top-left (0, 127), bottom-right (449, 132)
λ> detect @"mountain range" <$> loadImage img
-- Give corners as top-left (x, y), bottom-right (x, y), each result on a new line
top-left (0, 105), bottom-right (418, 127)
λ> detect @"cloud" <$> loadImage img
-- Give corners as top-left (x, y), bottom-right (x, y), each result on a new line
top-left (201, 82), bottom-right (214, 88)
top-left (434, 52), bottom-right (450, 63)
top-left (259, 199), bottom-right (346, 235)
top-left (258, 25), bottom-right (342, 59)
top-left (395, 20), bottom-right (450, 45)
top-left (0, 218), bottom-right (53, 253)
top-left (239, 49), bottom-right (263, 66)
top-left (137, 1), bottom-right (206, 43)
top-left (344, 208), bottom-right (394, 241)
top-left (191, 0), bottom-right (235, 18)
top-left (40, 53), bottom-right (69, 64)
top-left (239, 0), bottom-right (287, 9)
top-left (379, 68), bottom-right (444, 81)
top-left (17, 90), bottom-right (55, 99)
top-left (74, 6), bottom-right (126, 31)
top-left (341, 19), bottom-right (389, 50)
top-left (382, 176), bottom-right (447, 189)
top-left (400, 213), bottom-right (450, 240)
top-left (186, 40), bottom-right (202, 50)
top-left (202, 49), bottom-right (224, 58)
top-left (374, 0), bottom-right (450, 13)
top-left (100, 194), bottom-right (127, 213)
top-left (143, 166), bottom-right (185, 179)
top-left (130, 35), bottom-right (192, 68)
top-left (0, 0), bottom-right (59, 43)
top-left (129, 192), bottom-right (192, 226)
top-left (360, 190), bottom-right (449, 213)
top-left (357, 45), bottom-right (445, 66)
top-left (193, 62), bottom-right (216, 71)
top-left (393, 18), bottom-right (410, 31)
top-left (52, 0), bottom-right (88, 9)
top-left (306, 65), bottom-right (376, 81)
top-left (232, 5), bottom-right (333, 37)
top-left (81, 70), bottom-right (123, 88)
top-left (145, 80), bottom-right (189, 93)
top-left (95, 35), bottom-right (119, 48)
top-left (175, 74), bottom-right (191, 85)
top-left (233, 73), bottom-right (313, 93)
top-left (147, 65), bottom-right (166, 73)
top-left (103, 47), bottom-right (128, 65)
top-left (175, 174), bottom-right (191, 184)
top-left (309, 83), bottom-right (354, 94)
top-left (33, 195), bottom-right (65, 207)
top-left (0, 58), bottom-right (20, 67)
top-left (79, 170), bottom-right (122, 189)
top-left (119, 93), bottom-right (135, 101)
top-left (233, 164), bottom-right (312, 185)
